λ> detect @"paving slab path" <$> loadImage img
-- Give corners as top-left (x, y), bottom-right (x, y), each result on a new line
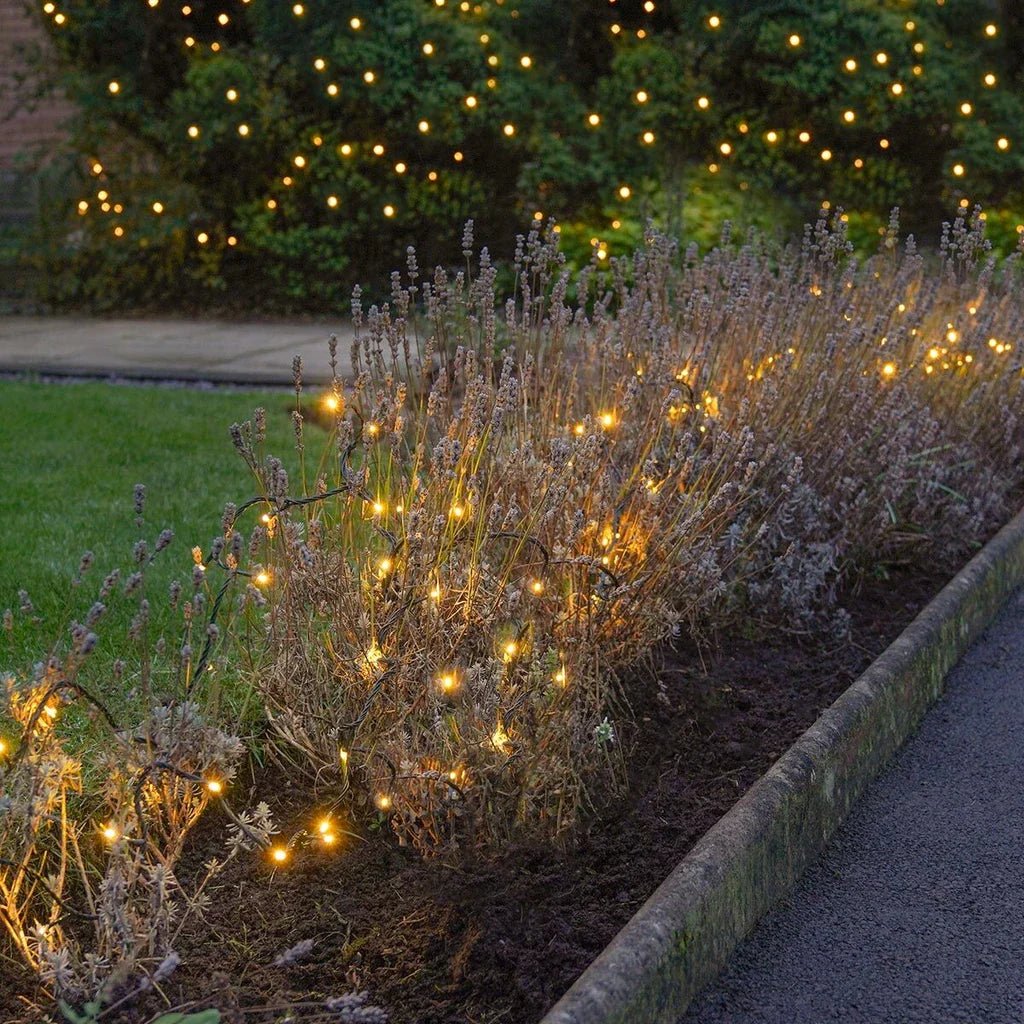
top-left (0, 315), bottom-right (355, 384)
top-left (682, 586), bottom-right (1024, 1024)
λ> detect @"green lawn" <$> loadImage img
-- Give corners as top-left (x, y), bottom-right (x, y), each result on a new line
top-left (0, 380), bottom-right (300, 678)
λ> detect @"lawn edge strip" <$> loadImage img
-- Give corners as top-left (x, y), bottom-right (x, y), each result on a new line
top-left (541, 504), bottom-right (1024, 1024)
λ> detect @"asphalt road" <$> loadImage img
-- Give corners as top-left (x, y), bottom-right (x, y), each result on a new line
top-left (682, 587), bottom-right (1024, 1024)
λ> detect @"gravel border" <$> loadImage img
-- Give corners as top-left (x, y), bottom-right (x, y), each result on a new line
top-left (541, 505), bottom-right (1024, 1024)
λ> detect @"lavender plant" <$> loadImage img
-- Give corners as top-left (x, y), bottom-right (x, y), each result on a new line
top-left (217, 209), bottom-right (1023, 855)
top-left (2, 208), bottom-right (1021, 1020)
top-left (0, 489), bottom-right (257, 1019)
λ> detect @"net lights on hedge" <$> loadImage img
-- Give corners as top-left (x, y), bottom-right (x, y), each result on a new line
top-left (72, 3), bottom-right (1018, 242)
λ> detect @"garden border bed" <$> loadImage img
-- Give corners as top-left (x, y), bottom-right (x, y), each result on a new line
top-left (541, 503), bottom-right (1024, 1024)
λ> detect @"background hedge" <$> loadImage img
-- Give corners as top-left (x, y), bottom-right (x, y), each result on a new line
top-left (25, 0), bottom-right (1024, 311)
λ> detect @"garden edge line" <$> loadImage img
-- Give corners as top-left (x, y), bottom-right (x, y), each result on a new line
top-left (540, 503), bottom-right (1024, 1024)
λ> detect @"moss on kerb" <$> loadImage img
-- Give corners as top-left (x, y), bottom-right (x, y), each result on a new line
top-left (540, 506), bottom-right (1024, 1024)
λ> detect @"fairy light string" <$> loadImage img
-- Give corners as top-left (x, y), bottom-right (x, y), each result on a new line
top-left (53, 1), bottom-right (1024, 253)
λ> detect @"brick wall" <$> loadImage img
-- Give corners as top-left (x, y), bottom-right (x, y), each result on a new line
top-left (0, 0), bottom-right (73, 172)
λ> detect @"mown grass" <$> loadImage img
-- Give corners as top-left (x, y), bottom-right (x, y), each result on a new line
top-left (0, 379), bottom-right (300, 674)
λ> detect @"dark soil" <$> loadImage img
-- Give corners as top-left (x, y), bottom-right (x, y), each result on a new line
top-left (0, 565), bottom-right (953, 1024)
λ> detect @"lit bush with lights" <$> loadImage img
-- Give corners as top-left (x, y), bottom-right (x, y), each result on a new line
top-left (31, 0), bottom-right (1024, 310)
top-left (2, 210), bottom-right (1023, 1015)
top-left (221, 211), bottom-right (1023, 854)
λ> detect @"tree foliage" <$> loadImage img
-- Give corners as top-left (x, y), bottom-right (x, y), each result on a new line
top-left (31, 0), bottom-right (1024, 310)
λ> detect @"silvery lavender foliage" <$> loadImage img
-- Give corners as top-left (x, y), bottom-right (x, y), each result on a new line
top-left (273, 938), bottom-right (314, 966)
top-left (324, 992), bottom-right (389, 1023)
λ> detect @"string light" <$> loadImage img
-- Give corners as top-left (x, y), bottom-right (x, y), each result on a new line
top-left (66, 1), bottom-right (1024, 248)
top-left (270, 845), bottom-right (288, 863)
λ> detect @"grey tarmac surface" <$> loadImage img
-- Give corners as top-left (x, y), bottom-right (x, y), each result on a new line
top-left (682, 587), bottom-right (1024, 1024)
